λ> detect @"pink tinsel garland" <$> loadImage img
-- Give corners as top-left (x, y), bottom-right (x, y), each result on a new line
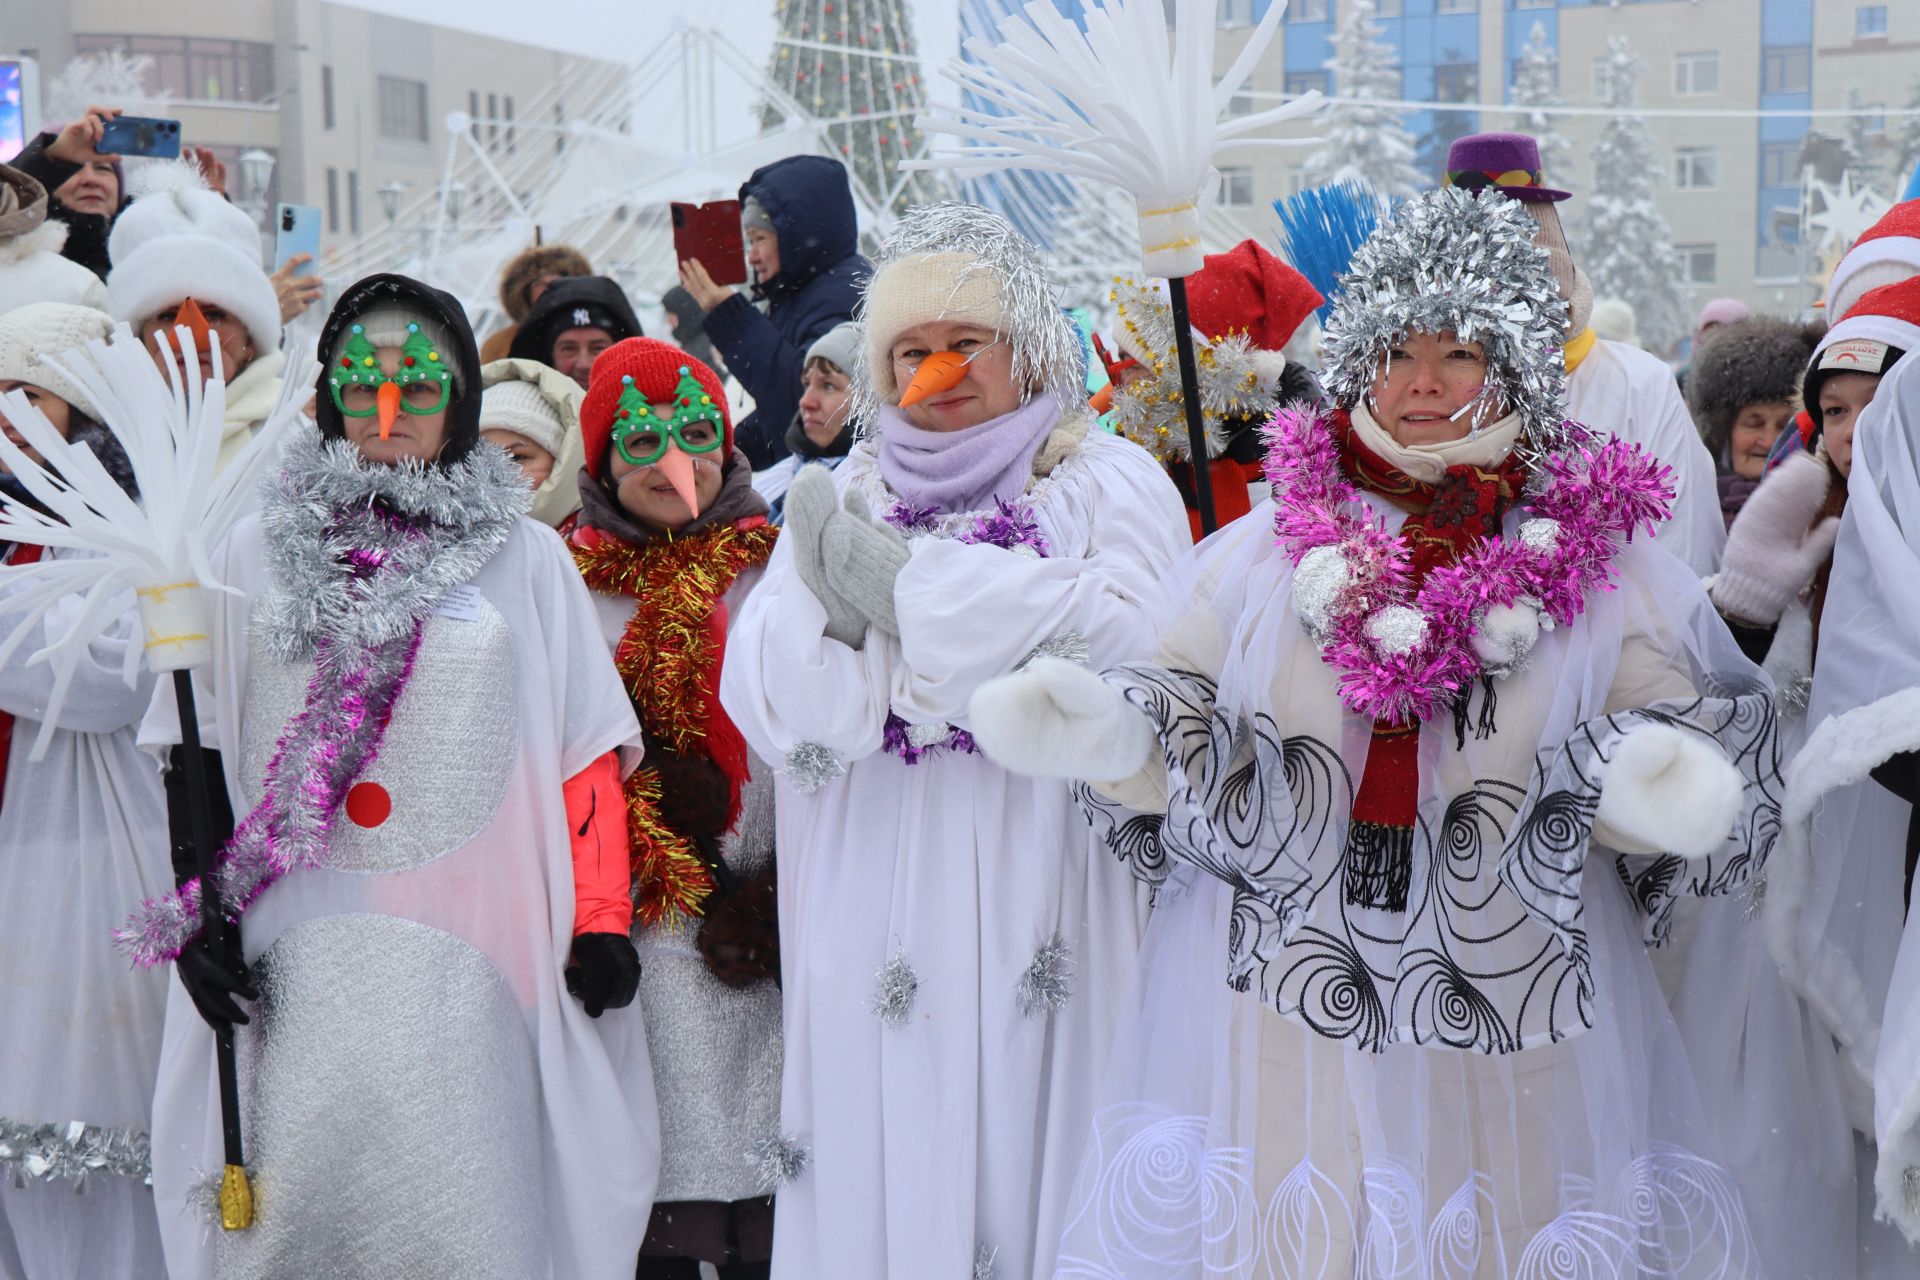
top-left (1261, 404), bottom-right (1674, 727)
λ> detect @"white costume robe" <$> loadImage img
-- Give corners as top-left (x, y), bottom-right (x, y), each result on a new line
top-left (143, 514), bottom-right (659, 1280)
top-left (1566, 337), bottom-right (1724, 576)
top-left (720, 427), bottom-right (1189, 1279)
top-left (1062, 466), bottom-right (1779, 1277)
top-left (0, 559), bottom-right (168, 1280)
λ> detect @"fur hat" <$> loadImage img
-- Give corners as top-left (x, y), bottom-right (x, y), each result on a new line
top-left (497, 243), bottom-right (592, 323)
top-left (1685, 316), bottom-right (1822, 459)
top-left (579, 338), bottom-right (730, 481)
top-left (105, 161), bottom-right (281, 357)
top-left (0, 302), bottom-right (116, 415)
top-left (0, 165), bottom-right (108, 313)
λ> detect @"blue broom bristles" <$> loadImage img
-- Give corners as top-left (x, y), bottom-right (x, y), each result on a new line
top-left (1273, 182), bottom-right (1390, 323)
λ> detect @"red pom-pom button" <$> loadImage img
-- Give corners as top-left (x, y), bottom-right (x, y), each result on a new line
top-left (345, 782), bottom-right (391, 828)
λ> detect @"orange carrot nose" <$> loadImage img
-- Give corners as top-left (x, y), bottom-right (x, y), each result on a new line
top-left (653, 443), bottom-right (703, 519)
top-left (376, 380), bottom-right (402, 440)
top-left (164, 297), bottom-right (214, 366)
top-left (898, 350), bottom-right (970, 407)
top-left (1089, 382), bottom-right (1116, 414)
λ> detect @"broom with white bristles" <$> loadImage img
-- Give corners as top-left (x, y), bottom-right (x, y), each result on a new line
top-left (904, 0), bottom-right (1322, 532)
top-left (0, 321), bottom-right (317, 1231)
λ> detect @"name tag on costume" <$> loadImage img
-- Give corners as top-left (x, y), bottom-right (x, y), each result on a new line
top-left (433, 584), bottom-right (487, 623)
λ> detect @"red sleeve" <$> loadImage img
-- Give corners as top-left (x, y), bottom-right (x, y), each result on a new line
top-left (564, 751), bottom-right (633, 938)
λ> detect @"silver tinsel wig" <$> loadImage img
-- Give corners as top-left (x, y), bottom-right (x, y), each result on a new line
top-left (852, 202), bottom-right (1084, 432)
top-left (1320, 186), bottom-right (1577, 454)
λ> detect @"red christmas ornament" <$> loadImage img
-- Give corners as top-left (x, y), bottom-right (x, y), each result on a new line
top-left (404, 356), bottom-right (416, 367)
top-left (345, 782), bottom-right (392, 828)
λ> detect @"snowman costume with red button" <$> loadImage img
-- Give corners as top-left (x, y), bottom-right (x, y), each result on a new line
top-left (136, 274), bottom-right (659, 1280)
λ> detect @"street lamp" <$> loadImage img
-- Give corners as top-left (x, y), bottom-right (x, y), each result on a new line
top-left (377, 180), bottom-right (407, 226)
top-left (440, 179), bottom-right (467, 227)
top-left (237, 149), bottom-right (275, 206)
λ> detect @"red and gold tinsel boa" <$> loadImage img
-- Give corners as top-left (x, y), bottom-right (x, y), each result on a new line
top-left (572, 520), bottom-right (779, 925)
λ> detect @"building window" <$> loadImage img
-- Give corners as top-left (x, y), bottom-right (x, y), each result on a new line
top-left (487, 92), bottom-right (499, 147)
top-left (72, 35), bottom-right (274, 103)
top-left (321, 65), bottom-right (335, 129)
top-left (1289, 0), bottom-right (1329, 21)
top-left (1677, 244), bottom-right (1717, 284)
top-left (1515, 0), bottom-right (1554, 7)
top-left (468, 90), bottom-right (480, 140)
top-left (1374, 0), bottom-right (1402, 16)
top-left (1857, 5), bottom-right (1888, 38)
top-left (1673, 52), bottom-right (1718, 97)
top-left (378, 76), bottom-right (430, 143)
top-left (1674, 146), bottom-right (1719, 189)
top-left (1434, 62), bottom-right (1478, 103)
top-left (1762, 47), bottom-right (1810, 94)
top-left (324, 167), bottom-right (339, 234)
top-left (1858, 102), bottom-right (1887, 134)
top-left (1435, 0), bottom-right (1476, 12)
top-left (1216, 0), bottom-right (1252, 25)
top-left (505, 95), bottom-right (516, 152)
top-left (1284, 70), bottom-right (1330, 98)
top-left (1222, 166), bottom-right (1255, 208)
top-left (1760, 140), bottom-right (1802, 187)
top-left (347, 169), bottom-right (361, 236)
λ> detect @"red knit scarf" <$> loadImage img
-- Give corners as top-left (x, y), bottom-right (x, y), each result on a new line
top-left (1332, 412), bottom-right (1527, 910)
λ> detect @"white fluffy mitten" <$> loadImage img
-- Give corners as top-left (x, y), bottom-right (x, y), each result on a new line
top-left (1710, 451), bottom-right (1841, 627)
top-left (1591, 723), bottom-right (1744, 859)
top-left (969, 657), bottom-right (1157, 783)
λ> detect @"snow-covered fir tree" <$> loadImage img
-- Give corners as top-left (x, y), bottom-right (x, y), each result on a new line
top-left (1893, 77), bottom-right (1920, 194)
top-left (1510, 23), bottom-right (1571, 185)
top-left (1302, 0), bottom-right (1424, 198)
top-left (1578, 36), bottom-right (1688, 354)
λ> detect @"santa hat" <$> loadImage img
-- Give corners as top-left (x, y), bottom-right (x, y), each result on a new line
top-left (1116, 240), bottom-right (1321, 387)
top-left (105, 162), bottom-right (281, 357)
top-left (1823, 199), bottom-right (1920, 322)
top-left (579, 337), bottom-right (730, 482)
top-left (1804, 276), bottom-right (1920, 406)
top-left (0, 302), bottom-right (115, 416)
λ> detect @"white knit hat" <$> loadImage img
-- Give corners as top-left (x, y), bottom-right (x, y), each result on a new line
top-left (480, 377), bottom-right (566, 457)
top-left (106, 161), bottom-right (282, 357)
top-left (861, 251), bottom-right (1010, 403)
top-left (0, 302), bottom-right (116, 416)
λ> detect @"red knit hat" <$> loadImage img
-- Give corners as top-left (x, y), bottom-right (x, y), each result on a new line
top-left (1804, 276), bottom-right (1920, 405)
top-left (1824, 199), bottom-right (1920, 320)
top-left (579, 337), bottom-right (731, 481)
top-left (1184, 239), bottom-right (1323, 353)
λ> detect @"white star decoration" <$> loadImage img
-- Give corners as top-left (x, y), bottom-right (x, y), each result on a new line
top-left (1804, 171), bottom-right (1891, 255)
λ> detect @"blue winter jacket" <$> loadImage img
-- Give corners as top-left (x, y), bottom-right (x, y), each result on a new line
top-left (702, 155), bottom-right (869, 469)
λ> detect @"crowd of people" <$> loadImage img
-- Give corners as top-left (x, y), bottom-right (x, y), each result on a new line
top-left (1, 100), bottom-right (1919, 1280)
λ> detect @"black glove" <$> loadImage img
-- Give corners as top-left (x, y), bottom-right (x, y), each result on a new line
top-left (565, 932), bottom-right (641, 1017)
top-left (176, 922), bottom-right (257, 1029)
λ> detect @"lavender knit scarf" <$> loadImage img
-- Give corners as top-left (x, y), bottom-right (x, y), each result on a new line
top-left (875, 395), bottom-right (1060, 515)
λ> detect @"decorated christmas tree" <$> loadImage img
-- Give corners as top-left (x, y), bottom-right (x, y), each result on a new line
top-left (1511, 23), bottom-right (1570, 186)
top-left (1577, 37), bottom-right (1688, 354)
top-left (1302, 0), bottom-right (1424, 198)
top-left (761, 0), bottom-right (948, 216)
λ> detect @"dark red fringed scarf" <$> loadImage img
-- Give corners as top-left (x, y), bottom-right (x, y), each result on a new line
top-left (1332, 412), bottom-right (1527, 910)
top-left (0, 542), bottom-right (44, 812)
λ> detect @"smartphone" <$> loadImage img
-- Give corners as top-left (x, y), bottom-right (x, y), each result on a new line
top-left (0, 57), bottom-right (41, 164)
top-left (98, 115), bottom-right (182, 160)
top-left (671, 199), bottom-right (747, 287)
top-left (274, 204), bottom-right (322, 275)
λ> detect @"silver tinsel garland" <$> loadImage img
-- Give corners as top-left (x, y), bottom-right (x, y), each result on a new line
top-left (870, 951), bottom-right (920, 1028)
top-left (0, 1118), bottom-right (151, 1188)
top-left (1015, 934), bottom-right (1074, 1018)
top-left (1320, 186), bottom-right (1585, 468)
top-left (973, 1243), bottom-right (999, 1280)
top-left (851, 203), bottom-right (1085, 433)
top-left (1106, 277), bottom-right (1283, 463)
top-left (782, 741), bottom-right (846, 796)
top-left (747, 1134), bottom-right (810, 1194)
top-left (1018, 630), bottom-right (1091, 670)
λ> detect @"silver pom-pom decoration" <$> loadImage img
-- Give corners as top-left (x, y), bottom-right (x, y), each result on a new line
top-left (0, 1119), bottom-right (152, 1189)
top-left (1364, 605), bottom-right (1427, 657)
top-left (850, 203), bottom-right (1084, 434)
top-left (1744, 872), bottom-right (1768, 921)
top-left (906, 721), bottom-right (956, 749)
top-left (870, 951), bottom-right (920, 1028)
top-left (974, 1243), bottom-right (999, 1280)
top-left (1015, 934), bottom-right (1074, 1018)
top-left (747, 1134), bottom-right (811, 1194)
top-left (1293, 545), bottom-right (1351, 644)
top-left (1019, 630), bottom-right (1091, 670)
top-left (783, 741), bottom-right (845, 796)
top-left (1320, 187), bottom-right (1582, 472)
top-left (1519, 517), bottom-right (1562, 553)
top-left (1469, 599), bottom-right (1542, 674)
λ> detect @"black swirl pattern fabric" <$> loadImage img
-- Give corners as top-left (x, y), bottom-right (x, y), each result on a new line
top-left (1075, 663), bottom-right (1783, 1056)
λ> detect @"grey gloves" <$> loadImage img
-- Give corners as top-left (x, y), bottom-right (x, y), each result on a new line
top-left (784, 465), bottom-right (911, 648)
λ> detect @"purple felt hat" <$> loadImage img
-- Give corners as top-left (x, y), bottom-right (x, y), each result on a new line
top-left (1443, 132), bottom-right (1571, 203)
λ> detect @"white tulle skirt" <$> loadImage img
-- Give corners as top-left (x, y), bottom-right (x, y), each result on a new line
top-left (1052, 868), bottom-right (1766, 1279)
top-left (0, 1179), bottom-right (166, 1280)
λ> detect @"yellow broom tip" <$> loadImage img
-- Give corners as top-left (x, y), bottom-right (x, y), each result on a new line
top-left (220, 1164), bottom-right (254, 1231)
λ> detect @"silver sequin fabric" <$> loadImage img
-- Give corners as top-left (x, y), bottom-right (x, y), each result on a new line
top-left (212, 914), bottom-right (542, 1279)
top-left (634, 754), bottom-right (784, 1204)
top-left (242, 603), bottom-right (518, 874)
